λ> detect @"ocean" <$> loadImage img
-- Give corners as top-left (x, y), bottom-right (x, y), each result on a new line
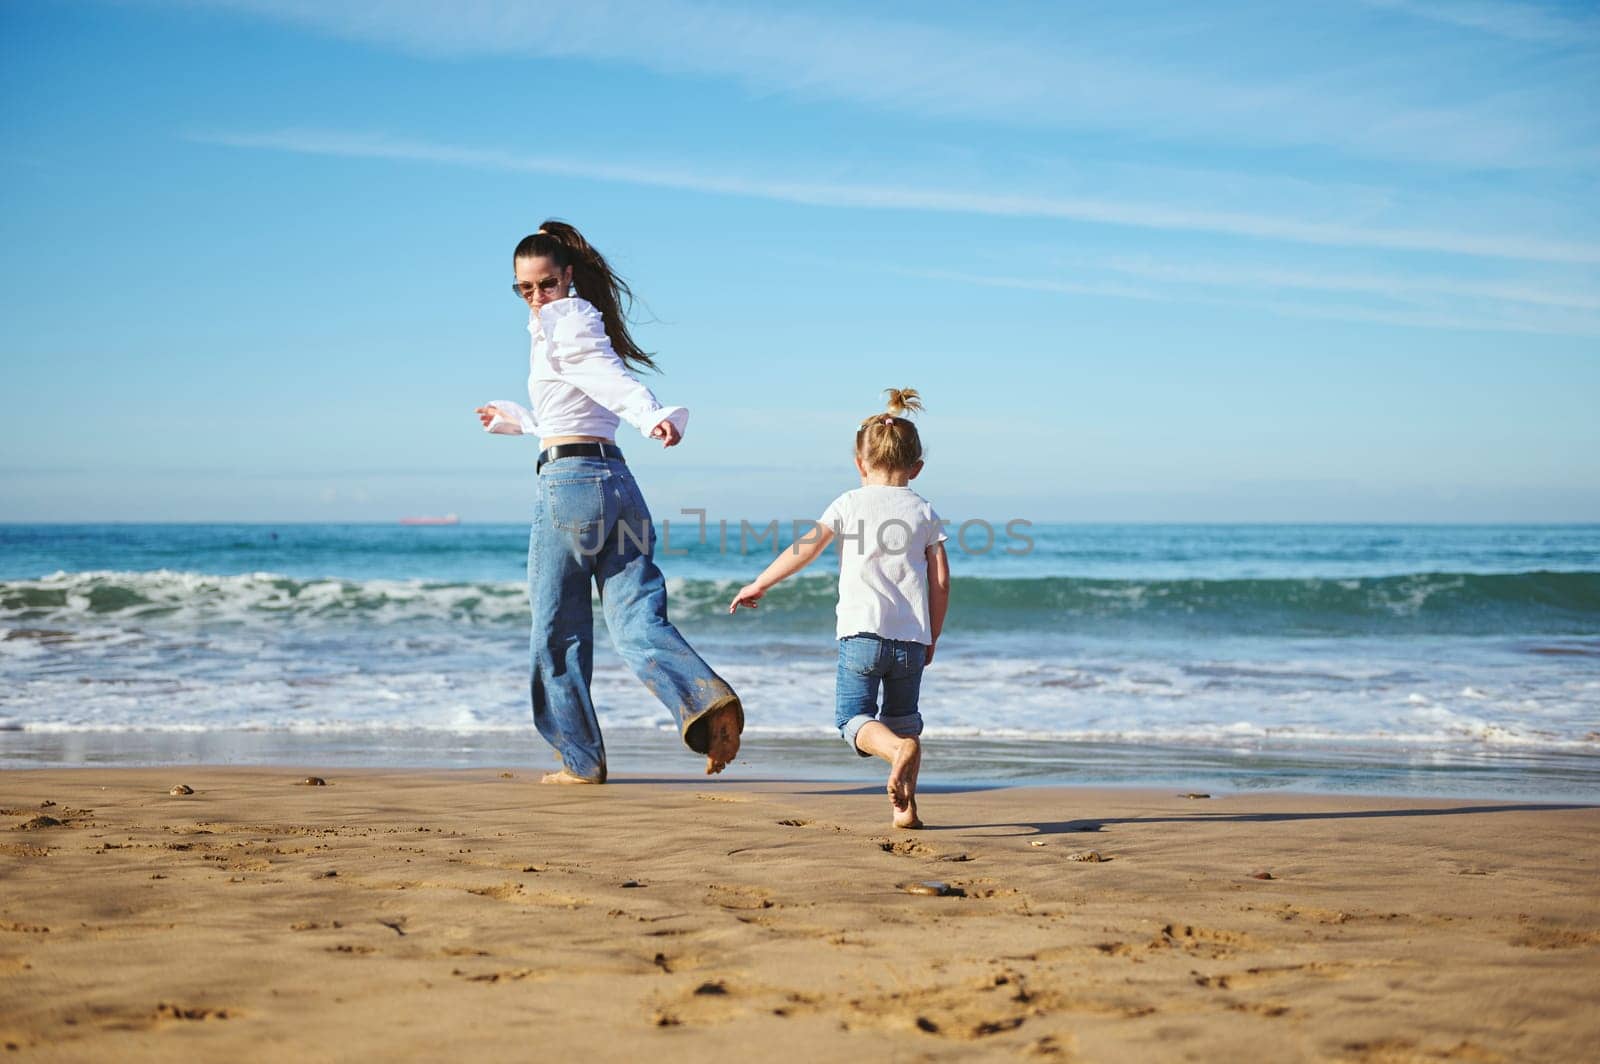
top-left (2, 523), bottom-right (1597, 799)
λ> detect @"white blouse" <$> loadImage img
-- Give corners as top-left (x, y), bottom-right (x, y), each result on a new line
top-left (483, 297), bottom-right (688, 442)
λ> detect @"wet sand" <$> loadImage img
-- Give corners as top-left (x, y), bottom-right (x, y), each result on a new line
top-left (1, 769), bottom-right (1597, 1061)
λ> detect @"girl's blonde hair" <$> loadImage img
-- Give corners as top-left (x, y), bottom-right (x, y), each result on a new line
top-left (855, 387), bottom-right (925, 472)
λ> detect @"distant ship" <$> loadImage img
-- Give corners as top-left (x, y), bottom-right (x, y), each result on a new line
top-left (398, 513), bottom-right (460, 526)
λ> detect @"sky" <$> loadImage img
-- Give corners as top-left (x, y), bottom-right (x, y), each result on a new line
top-left (2, 0), bottom-right (1598, 523)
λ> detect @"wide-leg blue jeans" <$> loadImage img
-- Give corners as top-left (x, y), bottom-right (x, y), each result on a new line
top-left (528, 455), bottom-right (738, 781)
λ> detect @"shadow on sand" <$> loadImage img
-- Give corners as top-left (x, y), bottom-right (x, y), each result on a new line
top-left (602, 778), bottom-right (1595, 835)
top-left (927, 801), bottom-right (1597, 836)
top-left (750, 784), bottom-right (1596, 835)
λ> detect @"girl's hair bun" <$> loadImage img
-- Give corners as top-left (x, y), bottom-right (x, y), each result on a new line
top-left (856, 388), bottom-right (926, 472)
top-left (884, 387), bottom-right (923, 417)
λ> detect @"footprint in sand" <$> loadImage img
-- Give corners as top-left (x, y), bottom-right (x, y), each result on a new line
top-left (82, 1003), bottom-right (234, 1031)
top-left (1339, 1037), bottom-right (1499, 1062)
top-left (15, 816), bottom-right (63, 831)
top-left (1193, 961), bottom-right (1352, 989)
top-left (1151, 923), bottom-right (1256, 958)
top-left (1227, 1001), bottom-right (1291, 1017)
top-left (456, 968), bottom-right (539, 983)
top-left (1511, 926), bottom-right (1600, 949)
top-left (466, 881), bottom-right (589, 908)
top-left (153, 1003), bottom-right (232, 1023)
top-left (878, 838), bottom-right (936, 857)
top-left (704, 884), bottom-right (774, 910)
top-left (841, 969), bottom-right (1070, 1040)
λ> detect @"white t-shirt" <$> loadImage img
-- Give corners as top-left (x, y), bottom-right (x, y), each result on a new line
top-left (817, 485), bottom-right (948, 644)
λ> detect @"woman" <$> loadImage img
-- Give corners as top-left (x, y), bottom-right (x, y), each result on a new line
top-left (475, 221), bottom-right (743, 784)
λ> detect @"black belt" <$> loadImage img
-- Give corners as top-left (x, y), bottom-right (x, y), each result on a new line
top-left (537, 442), bottom-right (624, 473)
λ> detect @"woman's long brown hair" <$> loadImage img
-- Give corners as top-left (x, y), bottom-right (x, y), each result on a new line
top-left (513, 221), bottom-right (657, 372)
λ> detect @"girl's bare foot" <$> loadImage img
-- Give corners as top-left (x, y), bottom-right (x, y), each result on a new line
top-left (540, 768), bottom-right (603, 785)
top-left (702, 698), bottom-right (743, 775)
top-left (893, 799), bottom-right (924, 830)
top-left (887, 737), bottom-right (921, 810)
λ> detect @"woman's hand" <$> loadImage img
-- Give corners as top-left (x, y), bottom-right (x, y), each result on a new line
top-left (925, 641), bottom-right (936, 666)
top-left (650, 418), bottom-right (682, 448)
top-left (728, 583), bottom-right (765, 613)
top-left (475, 405), bottom-right (501, 429)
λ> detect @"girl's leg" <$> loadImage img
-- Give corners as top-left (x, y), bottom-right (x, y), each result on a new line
top-left (594, 466), bottom-right (742, 773)
top-left (528, 464), bottom-right (609, 783)
top-left (852, 722), bottom-right (923, 830)
top-left (877, 640), bottom-right (928, 827)
top-left (837, 636), bottom-right (923, 828)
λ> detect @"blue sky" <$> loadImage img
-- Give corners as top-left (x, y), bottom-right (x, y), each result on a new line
top-left (2, 0), bottom-right (1598, 523)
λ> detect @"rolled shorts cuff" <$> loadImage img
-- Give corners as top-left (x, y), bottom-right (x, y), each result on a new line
top-left (840, 711), bottom-right (924, 756)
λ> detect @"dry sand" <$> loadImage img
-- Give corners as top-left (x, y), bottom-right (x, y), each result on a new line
top-left (1, 768), bottom-right (1597, 1062)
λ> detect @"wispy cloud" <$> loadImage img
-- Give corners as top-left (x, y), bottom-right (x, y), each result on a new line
top-left (192, 128), bottom-right (1600, 266)
top-left (905, 266), bottom-right (1600, 338)
top-left (902, 257), bottom-right (1600, 336)
top-left (1361, 0), bottom-right (1600, 44)
top-left (172, 0), bottom-right (1596, 170)
top-left (1090, 256), bottom-right (1600, 312)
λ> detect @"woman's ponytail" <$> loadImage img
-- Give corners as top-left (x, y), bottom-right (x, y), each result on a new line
top-left (513, 220), bottom-right (658, 372)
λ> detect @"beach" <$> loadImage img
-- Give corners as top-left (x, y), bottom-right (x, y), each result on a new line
top-left (8, 0), bottom-right (1599, 1058)
top-left (4, 523), bottom-right (1598, 1058)
top-left (3, 768), bottom-right (1597, 1061)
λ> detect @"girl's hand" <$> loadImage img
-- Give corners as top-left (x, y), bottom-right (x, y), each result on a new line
top-left (475, 405), bottom-right (501, 429)
top-left (650, 419), bottom-right (682, 448)
top-left (728, 583), bottom-right (765, 613)
top-left (925, 641), bottom-right (936, 666)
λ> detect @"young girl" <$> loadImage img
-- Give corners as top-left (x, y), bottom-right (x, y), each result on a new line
top-left (729, 389), bottom-right (950, 828)
top-left (476, 221), bottom-right (743, 784)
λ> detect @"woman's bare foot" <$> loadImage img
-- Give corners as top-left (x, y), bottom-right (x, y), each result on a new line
top-left (540, 768), bottom-right (603, 785)
top-left (702, 697), bottom-right (743, 775)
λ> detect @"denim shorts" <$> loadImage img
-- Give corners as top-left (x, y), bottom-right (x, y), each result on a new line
top-left (835, 633), bottom-right (926, 756)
